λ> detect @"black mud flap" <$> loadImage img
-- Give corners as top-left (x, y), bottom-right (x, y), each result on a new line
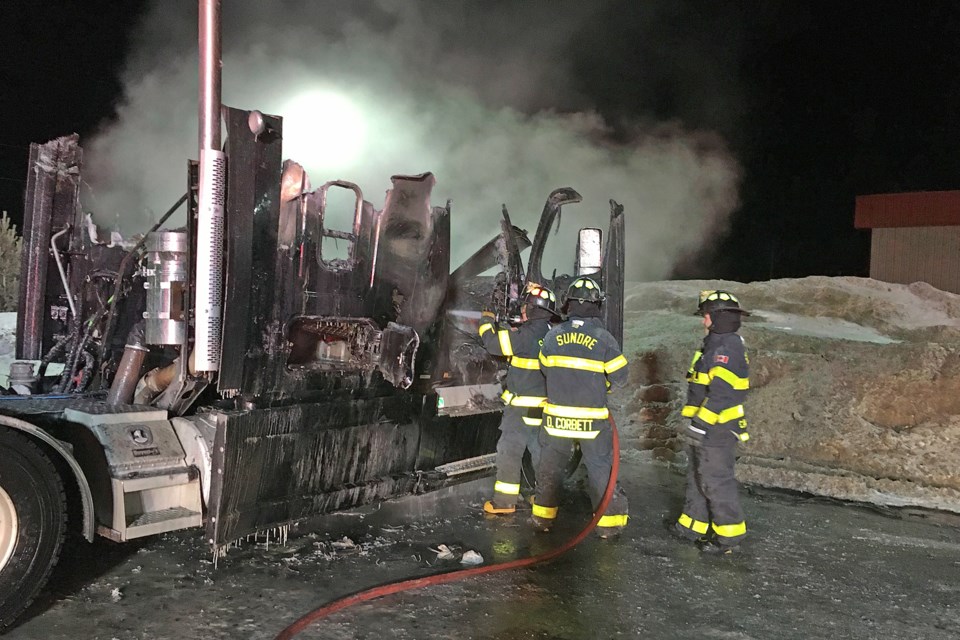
top-left (205, 394), bottom-right (500, 548)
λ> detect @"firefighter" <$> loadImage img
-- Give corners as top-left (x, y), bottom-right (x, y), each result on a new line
top-left (479, 284), bottom-right (560, 514)
top-left (671, 289), bottom-right (751, 554)
top-left (532, 277), bottom-right (630, 538)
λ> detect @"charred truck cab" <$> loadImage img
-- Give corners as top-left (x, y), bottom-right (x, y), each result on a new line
top-left (0, 122), bottom-right (626, 629)
top-left (0, 4), bottom-right (626, 630)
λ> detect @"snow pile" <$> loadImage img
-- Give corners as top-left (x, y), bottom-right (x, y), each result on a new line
top-left (0, 312), bottom-right (16, 387)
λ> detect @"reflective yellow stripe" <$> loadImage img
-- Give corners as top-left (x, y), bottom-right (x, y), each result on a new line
top-left (708, 366), bottom-right (749, 390)
top-left (511, 395), bottom-right (546, 407)
top-left (719, 405), bottom-right (745, 423)
top-left (494, 481), bottom-right (520, 496)
top-left (501, 390), bottom-right (546, 407)
top-left (539, 353), bottom-right (605, 372)
top-left (689, 372), bottom-right (710, 385)
top-left (510, 356), bottom-right (540, 370)
top-left (681, 405), bottom-right (698, 418)
top-left (497, 330), bottom-right (514, 356)
top-left (696, 404), bottom-right (744, 425)
top-left (597, 514), bottom-right (629, 528)
top-left (678, 513), bottom-right (709, 535)
top-left (544, 426), bottom-right (600, 439)
top-left (543, 403), bottom-right (609, 419)
top-left (687, 351), bottom-right (702, 375)
top-left (712, 521), bottom-right (746, 538)
top-left (479, 322), bottom-right (494, 336)
top-left (739, 432), bottom-right (750, 442)
top-left (532, 504), bottom-right (558, 519)
top-left (604, 354), bottom-right (628, 374)
top-left (502, 389), bottom-right (545, 407)
top-left (697, 407), bottom-right (718, 424)
top-left (521, 416), bottom-right (543, 426)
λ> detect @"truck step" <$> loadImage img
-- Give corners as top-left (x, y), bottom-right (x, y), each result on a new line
top-left (435, 453), bottom-right (497, 477)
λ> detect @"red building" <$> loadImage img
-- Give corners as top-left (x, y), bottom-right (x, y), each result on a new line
top-left (854, 191), bottom-right (960, 294)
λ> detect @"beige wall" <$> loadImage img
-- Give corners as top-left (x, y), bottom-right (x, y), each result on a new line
top-left (870, 226), bottom-right (960, 294)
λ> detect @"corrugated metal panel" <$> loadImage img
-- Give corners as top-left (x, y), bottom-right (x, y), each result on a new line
top-left (855, 191), bottom-right (960, 229)
top-left (870, 226), bottom-right (960, 293)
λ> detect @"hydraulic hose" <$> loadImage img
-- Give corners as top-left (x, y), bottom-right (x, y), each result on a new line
top-left (275, 417), bottom-right (621, 640)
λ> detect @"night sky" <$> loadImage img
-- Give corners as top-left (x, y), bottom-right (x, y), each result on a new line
top-left (2, 1), bottom-right (960, 283)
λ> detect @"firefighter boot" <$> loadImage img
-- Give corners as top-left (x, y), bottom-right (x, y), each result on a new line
top-left (596, 525), bottom-right (624, 540)
top-left (699, 540), bottom-right (740, 556)
top-left (530, 515), bottom-right (553, 533)
top-left (667, 521), bottom-right (707, 544)
top-left (483, 498), bottom-right (517, 515)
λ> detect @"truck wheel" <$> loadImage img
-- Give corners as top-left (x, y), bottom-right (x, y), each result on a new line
top-left (0, 429), bottom-right (67, 631)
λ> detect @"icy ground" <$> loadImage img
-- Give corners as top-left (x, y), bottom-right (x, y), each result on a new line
top-left (5, 456), bottom-right (960, 640)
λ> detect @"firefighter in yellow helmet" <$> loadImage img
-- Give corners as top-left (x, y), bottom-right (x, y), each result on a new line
top-left (671, 289), bottom-right (750, 554)
top-left (478, 284), bottom-right (560, 514)
top-left (532, 277), bottom-right (630, 538)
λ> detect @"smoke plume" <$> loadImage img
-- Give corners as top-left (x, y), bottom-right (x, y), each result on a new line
top-left (83, 0), bottom-right (741, 280)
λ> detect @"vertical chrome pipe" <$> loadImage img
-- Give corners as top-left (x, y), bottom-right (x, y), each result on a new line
top-left (195, 0), bottom-right (225, 372)
top-left (199, 0), bottom-right (221, 152)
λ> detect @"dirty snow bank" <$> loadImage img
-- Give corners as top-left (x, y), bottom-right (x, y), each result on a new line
top-left (0, 312), bottom-right (16, 387)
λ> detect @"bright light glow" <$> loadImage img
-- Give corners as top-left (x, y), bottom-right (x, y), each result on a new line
top-left (278, 89), bottom-right (367, 173)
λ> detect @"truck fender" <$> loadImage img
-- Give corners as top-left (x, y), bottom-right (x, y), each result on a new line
top-left (0, 415), bottom-right (95, 542)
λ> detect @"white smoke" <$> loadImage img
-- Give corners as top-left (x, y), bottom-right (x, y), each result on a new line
top-left (83, 0), bottom-right (740, 280)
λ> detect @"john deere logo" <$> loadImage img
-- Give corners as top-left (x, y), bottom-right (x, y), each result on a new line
top-left (129, 426), bottom-right (153, 446)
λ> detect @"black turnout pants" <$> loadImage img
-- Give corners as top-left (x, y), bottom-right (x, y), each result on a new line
top-left (491, 407), bottom-right (541, 506)
top-left (682, 443), bottom-right (747, 546)
top-left (534, 420), bottom-right (628, 525)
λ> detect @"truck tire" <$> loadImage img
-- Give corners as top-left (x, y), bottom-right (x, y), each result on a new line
top-left (0, 429), bottom-right (67, 631)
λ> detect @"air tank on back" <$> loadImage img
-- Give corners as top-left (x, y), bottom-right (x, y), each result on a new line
top-left (143, 230), bottom-right (189, 345)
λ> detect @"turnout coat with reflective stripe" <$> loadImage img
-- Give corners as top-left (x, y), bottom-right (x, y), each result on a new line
top-left (479, 316), bottom-right (550, 405)
top-left (682, 331), bottom-right (750, 444)
top-left (538, 316), bottom-right (628, 439)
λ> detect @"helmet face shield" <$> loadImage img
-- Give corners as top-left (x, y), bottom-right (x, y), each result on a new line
top-left (696, 289), bottom-right (750, 316)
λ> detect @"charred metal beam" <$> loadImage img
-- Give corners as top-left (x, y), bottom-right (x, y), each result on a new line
top-left (219, 106), bottom-right (283, 395)
top-left (496, 207), bottom-right (527, 320)
top-left (373, 173), bottom-right (448, 337)
top-left (450, 225), bottom-right (531, 283)
top-left (602, 200), bottom-right (625, 345)
top-left (17, 135), bottom-right (83, 360)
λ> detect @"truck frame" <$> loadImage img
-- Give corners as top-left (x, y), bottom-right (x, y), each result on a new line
top-left (0, 2), bottom-right (625, 630)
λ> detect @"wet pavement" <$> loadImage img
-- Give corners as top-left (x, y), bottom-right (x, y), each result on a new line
top-left (5, 452), bottom-right (960, 639)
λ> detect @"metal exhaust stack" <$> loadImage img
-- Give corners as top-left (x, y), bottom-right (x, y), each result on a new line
top-left (195, 0), bottom-right (225, 372)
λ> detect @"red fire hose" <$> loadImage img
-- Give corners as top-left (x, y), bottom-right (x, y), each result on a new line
top-left (274, 418), bottom-right (621, 640)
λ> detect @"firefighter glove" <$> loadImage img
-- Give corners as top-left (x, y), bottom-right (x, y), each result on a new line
top-left (683, 421), bottom-right (706, 448)
top-left (481, 310), bottom-right (496, 320)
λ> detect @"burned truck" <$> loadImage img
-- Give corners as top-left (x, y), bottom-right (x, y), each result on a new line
top-left (0, 108), bottom-right (624, 628)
